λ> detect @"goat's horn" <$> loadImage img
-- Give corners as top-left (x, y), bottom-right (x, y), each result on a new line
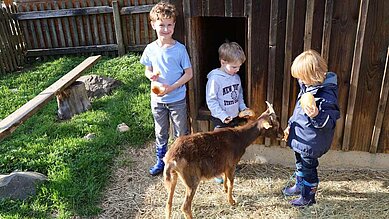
top-left (265, 101), bottom-right (275, 114)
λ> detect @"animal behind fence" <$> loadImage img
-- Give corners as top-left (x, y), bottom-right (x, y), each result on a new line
top-left (163, 101), bottom-right (284, 219)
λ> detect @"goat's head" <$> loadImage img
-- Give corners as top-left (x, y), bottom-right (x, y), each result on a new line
top-left (257, 101), bottom-right (284, 139)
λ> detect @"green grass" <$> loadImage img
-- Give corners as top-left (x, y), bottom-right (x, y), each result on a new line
top-left (0, 54), bottom-right (154, 218)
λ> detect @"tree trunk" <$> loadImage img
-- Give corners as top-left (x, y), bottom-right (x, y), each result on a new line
top-left (56, 81), bottom-right (91, 120)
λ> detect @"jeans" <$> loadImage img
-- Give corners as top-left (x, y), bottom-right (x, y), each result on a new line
top-left (151, 98), bottom-right (188, 148)
top-left (294, 152), bottom-right (319, 184)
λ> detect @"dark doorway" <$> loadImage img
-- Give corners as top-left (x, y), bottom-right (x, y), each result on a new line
top-left (192, 16), bottom-right (247, 119)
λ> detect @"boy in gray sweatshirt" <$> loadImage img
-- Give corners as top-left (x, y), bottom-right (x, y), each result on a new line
top-left (206, 42), bottom-right (251, 183)
top-left (206, 42), bottom-right (250, 128)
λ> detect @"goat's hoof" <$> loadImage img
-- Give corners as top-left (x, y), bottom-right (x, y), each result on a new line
top-left (229, 199), bottom-right (236, 205)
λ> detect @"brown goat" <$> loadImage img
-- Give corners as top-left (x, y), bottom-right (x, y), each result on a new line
top-left (163, 101), bottom-right (283, 219)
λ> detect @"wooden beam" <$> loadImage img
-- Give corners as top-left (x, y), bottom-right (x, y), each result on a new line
top-left (370, 46), bottom-right (389, 153)
top-left (12, 3), bottom-right (154, 33)
top-left (12, 6), bottom-right (113, 20)
top-left (225, 0), bottom-right (233, 17)
top-left (203, 0), bottom-right (209, 16)
top-left (127, 45), bottom-right (147, 51)
top-left (245, 0), bottom-right (252, 106)
top-left (342, 0), bottom-right (369, 151)
top-left (281, 0), bottom-right (295, 147)
top-left (321, 0), bottom-right (334, 62)
top-left (26, 45), bottom-right (118, 56)
top-left (182, 0), bottom-right (198, 133)
top-left (120, 4), bottom-right (154, 15)
top-left (266, 0), bottom-right (279, 146)
top-left (0, 55), bottom-right (101, 141)
top-left (112, 0), bottom-right (125, 56)
top-left (304, 0), bottom-right (315, 51)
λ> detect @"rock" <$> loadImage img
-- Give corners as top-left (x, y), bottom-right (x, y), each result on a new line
top-left (77, 75), bottom-right (122, 99)
top-left (0, 171), bottom-right (47, 200)
top-left (117, 123), bottom-right (129, 132)
top-left (83, 133), bottom-right (96, 140)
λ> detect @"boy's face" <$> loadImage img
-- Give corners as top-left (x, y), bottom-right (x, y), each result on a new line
top-left (221, 60), bottom-right (242, 75)
top-left (151, 18), bottom-right (175, 41)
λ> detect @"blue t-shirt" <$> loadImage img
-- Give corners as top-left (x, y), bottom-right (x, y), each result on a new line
top-left (140, 40), bottom-right (192, 103)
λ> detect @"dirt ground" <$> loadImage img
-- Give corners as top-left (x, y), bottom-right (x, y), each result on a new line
top-left (98, 143), bottom-right (389, 219)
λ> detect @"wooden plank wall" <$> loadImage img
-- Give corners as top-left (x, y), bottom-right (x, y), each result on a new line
top-left (0, 2), bottom-right (26, 75)
top-left (185, 0), bottom-right (389, 154)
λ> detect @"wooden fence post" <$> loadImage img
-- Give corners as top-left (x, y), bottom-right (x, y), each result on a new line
top-left (112, 0), bottom-right (125, 56)
top-left (342, 0), bottom-right (369, 151)
top-left (280, 0), bottom-right (295, 147)
top-left (370, 47), bottom-right (389, 153)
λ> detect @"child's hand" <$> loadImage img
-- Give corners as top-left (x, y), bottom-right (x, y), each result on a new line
top-left (224, 116), bottom-right (232, 124)
top-left (150, 73), bottom-right (160, 81)
top-left (303, 105), bottom-right (319, 118)
top-left (282, 126), bottom-right (290, 142)
top-left (238, 108), bottom-right (255, 118)
top-left (156, 84), bottom-right (169, 96)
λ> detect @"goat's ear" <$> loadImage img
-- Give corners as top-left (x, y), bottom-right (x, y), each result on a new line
top-left (265, 101), bottom-right (275, 114)
top-left (262, 121), bottom-right (272, 129)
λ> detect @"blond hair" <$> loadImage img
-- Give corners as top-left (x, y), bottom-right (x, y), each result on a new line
top-left (291, 50), bottom-right (328, 85)
top-left (149, 2), bottom-right (177, 22)
top-left (218, 42), bottom-right (246, 64)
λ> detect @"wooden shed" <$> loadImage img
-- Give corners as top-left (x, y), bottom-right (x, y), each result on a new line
top-left (168, 0), bottom-right (389, 156)
top-left (1, 0), bottom-right (388, 159)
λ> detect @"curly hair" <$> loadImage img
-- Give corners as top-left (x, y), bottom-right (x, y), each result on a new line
top-left (149, 2), bottom-right (177, 22)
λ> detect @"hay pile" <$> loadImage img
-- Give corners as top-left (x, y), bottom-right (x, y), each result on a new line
top-left (99, 144), bottom-right (389, 218)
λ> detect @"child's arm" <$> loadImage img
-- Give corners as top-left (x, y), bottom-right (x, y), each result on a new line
top-left (309, 100), bottom-right (339, 129)
top-left (159, 67), bottom-right (193, 95)
top-left (282, 126), bottom-right (290, 141)
top-left (144, 66), bottom-right (159, 81)
top-left (206, 78), bottom-right (229, 123)
top-left (238, 83), bottom-right (248, 111)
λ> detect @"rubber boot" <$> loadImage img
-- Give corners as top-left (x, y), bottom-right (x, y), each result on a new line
top-left (214, 177), bottom-right (224, 184)
top-left (290, 180), bottom-right (317, 207)
top-left (149, 145), bottom-right (167, 176)
top-left (282, 172), bottom-right (303, 196)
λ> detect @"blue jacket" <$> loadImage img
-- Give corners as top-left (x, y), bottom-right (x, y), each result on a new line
top-left (287, 72), bottom-right (340, 158)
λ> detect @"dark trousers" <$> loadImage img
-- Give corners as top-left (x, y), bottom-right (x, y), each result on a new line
top-left (210, 116), bottom-right (246, 129)
top-left (294, 152), bottom-right (319, 184)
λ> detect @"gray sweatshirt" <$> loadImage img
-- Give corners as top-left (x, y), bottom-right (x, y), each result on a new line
top-left (206, 68), bottom-right (247, 122)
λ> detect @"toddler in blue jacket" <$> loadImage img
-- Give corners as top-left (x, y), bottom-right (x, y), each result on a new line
top-left (283, 50), bottom-right (340, 207)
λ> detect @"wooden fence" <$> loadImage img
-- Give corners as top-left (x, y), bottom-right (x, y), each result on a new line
top-left (0, 1), bottom-right (25, 74)
top-left (1, 0), bottom-right (158, 60)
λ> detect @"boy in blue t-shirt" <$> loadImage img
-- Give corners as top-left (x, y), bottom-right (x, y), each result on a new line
top-left (140, 2), bottom-right (193, 176)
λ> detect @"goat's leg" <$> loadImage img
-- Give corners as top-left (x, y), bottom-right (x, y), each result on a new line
top-left (179, 174), bottom-right (200, 219)
top-left (181, 184), bottom-right (198, 219)
top-left (223, 173), bottom-right (228, 193)
top-left (165, 172), bottom-right (178, 219)
top-left (225, 167), bottom-right (236, 205)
